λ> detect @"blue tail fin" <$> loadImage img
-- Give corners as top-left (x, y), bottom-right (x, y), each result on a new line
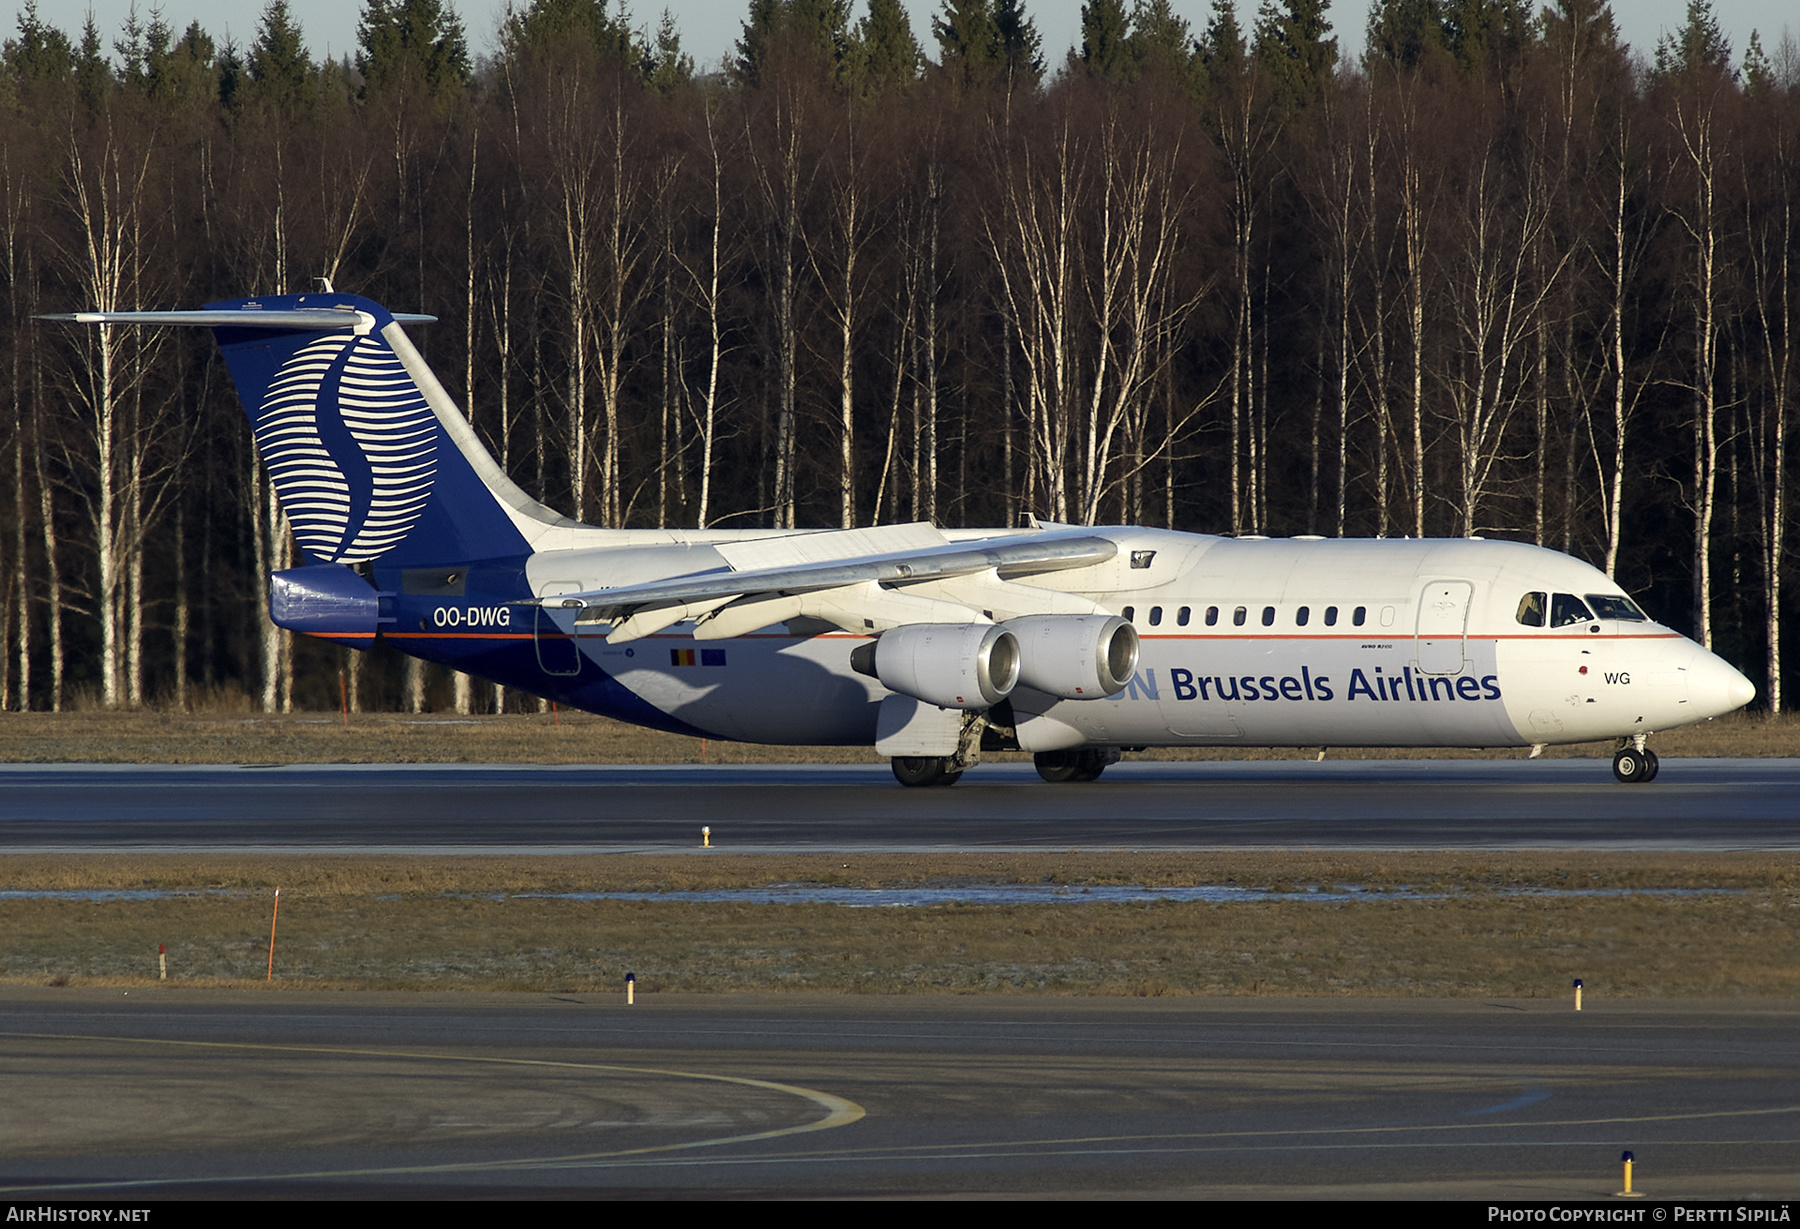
top-left (207, 292), bottom-right (571, 566)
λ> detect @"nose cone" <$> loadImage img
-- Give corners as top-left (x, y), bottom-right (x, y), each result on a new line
top-left (1690, 648), bottom-right (1756, 718)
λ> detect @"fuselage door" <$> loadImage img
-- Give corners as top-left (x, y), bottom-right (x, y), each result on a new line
top-left (534, 580), bottom-right (584, 677)
top-left (1416, 580), bottom-right (1472, 675)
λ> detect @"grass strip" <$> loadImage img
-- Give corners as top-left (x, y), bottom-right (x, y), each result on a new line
top-left (5, 853), bottom-right (1796, 998)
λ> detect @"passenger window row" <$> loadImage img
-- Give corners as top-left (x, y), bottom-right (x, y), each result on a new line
top-left (1120, 589), bottom-right (1653, 632)
top-left (1120, 604), bottom-right (1371, 628)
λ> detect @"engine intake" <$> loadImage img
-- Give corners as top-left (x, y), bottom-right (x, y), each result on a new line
top-left (1006, 614), bottom-right (1139, 698)
top-left (849, 622), bottom-right (1020, 710)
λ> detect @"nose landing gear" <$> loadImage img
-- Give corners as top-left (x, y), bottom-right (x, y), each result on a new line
top-left (1612, 735), bottom-right (1660, 783)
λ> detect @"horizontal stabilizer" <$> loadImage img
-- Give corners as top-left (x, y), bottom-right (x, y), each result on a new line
top-left (38, 309), bottom-right (436, 329)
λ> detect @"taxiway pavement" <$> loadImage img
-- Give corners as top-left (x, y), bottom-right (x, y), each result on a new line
top-left (4, 757), bottom-right (1800, 851)
top-left (4, 989), bottom-right (1798, 1198)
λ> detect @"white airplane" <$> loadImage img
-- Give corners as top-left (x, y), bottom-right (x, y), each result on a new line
top-left (50, 294), bottom-right (1755, 785)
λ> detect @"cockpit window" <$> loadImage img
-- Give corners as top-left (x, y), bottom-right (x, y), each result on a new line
top-left (1516, 592), bottom-right (1546, 627)
top-left (1550, 593), bottom-right (1594, 627)
top-left (1586, 594), bottom-right (1648, 622)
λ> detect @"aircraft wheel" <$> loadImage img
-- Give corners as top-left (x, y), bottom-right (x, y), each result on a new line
top-left (1035, 750), bottom-right (1108, 783)
top-left (1612, 748), bottom-right (1653, 783)
top-left (892, 756), bottom-right (961, 788)
top-left (1641, 750), bottom-right (1660, 781)
top-left (1070, 749), bottom-right (1110, 782)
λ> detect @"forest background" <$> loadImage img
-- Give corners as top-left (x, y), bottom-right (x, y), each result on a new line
top-left (0, 0), bottom-right (1796, 722)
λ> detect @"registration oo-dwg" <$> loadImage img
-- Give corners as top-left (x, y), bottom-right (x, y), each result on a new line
top-left (431, 605), bottom-right (512, 628)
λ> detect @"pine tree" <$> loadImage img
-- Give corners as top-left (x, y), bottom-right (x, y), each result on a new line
top-left (1439, 0), bottom-right (1530, 79)
top-left (3, 1), bottom-right (76, 82)
top-left (1080, 0), bottom-right (1133, 83)
top-left (1742, 29), bottom-right (1772, 96)
top-left (505, 0), bottom-right (636, 67)
top-left (246, 1), bottom-right (312, 113)
top-left (1538, 0), bottom-right (1620, 70)
top-left (165, 22), bottom-right (220, 106)
top-left (116, 6), bottom-right (149, 90)
top-left (993, 0), bottom-right (1044, 87)
top-left (1199, 0), bottom-right (1246, 87)
top-left (74, 14), bottom-right (111, 108)
top-left (852, 0), bottom-right (921, 96)
top-left (736, 0), bottom-right (851, 87)
top-left (1654, 0), bottom-right (1732, 79)
top-left (1366, 0), bottom-right (1443, 70)
top-left (356, 0), bottom-right (470, 103)
top-left (934, 0), bottom-right (1000, 87)
top-left (643, 11), bottom-right (694, 94)
top-left (1131, 0), bottom-right (1198, 86)
top-left (1254, 0), bottom-right (1336, 110)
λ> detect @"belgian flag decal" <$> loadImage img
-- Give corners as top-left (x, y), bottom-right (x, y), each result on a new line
top-left (670, 649), bottom-right (728, 667)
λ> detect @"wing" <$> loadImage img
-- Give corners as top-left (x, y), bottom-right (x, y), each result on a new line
top-left (533, 525), bottom-right (1119, 643)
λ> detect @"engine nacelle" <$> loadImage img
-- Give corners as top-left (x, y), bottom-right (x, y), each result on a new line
top-left (1006, 614), bottom-right (1139, 699)
top-left (850, 622), bottom-right (1020, 710)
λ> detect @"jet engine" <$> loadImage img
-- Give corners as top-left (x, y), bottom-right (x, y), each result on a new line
top-left (1005, 614), bottom-right (1139, 698)
top-left (849, 622), bottom-right (1020, 710)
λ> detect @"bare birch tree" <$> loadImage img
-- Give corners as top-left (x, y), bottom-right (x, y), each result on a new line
top-left (1440, 112), bottom-right (1568, 537)
top-left (806, 95), bottom-right (871, 528)
top-left (743, 72), bottom-right (811, 529)
top-left (1667, 84), bottom-right (1730, 647)
top-left (1744, 88), bottom-right (1796, 711)
top-left (53, 117), bottom-right (163, 708)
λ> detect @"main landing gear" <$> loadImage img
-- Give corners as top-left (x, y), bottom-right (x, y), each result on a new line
top-left (1612, 735), bottom-right (1660, 784)
top-left (889, 747), bottom-right (1122, 787)
top-left (1033, 748), bottom-right (1118, 783)
top-left (890, 756), bottom-right (963, 788)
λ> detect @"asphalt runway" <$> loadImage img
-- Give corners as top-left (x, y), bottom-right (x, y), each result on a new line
top-left (3, 989), bottom-right (1797, 1198)
top-left (8, 762), bottom-right (1800, 1200)
top-left (4, 757), bottom-right (1800, 851)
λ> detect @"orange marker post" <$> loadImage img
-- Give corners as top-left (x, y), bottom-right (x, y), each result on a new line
top-left (267, 888), bottom-right (281, 982)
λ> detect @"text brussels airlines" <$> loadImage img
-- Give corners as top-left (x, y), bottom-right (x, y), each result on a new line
top-left (1150, 666), bottom-right (1503, 704)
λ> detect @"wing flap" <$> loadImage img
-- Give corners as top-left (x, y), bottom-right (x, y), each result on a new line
top-left (689, 580), bottom-right (986, 640)
top-left (692, 593), bottom-right (808, 640)
top-left (604, 595), bottom-right (739, 643)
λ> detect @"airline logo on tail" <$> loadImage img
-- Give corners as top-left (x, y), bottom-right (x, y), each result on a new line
top-left (256, 333), bottom-right (438, 564)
